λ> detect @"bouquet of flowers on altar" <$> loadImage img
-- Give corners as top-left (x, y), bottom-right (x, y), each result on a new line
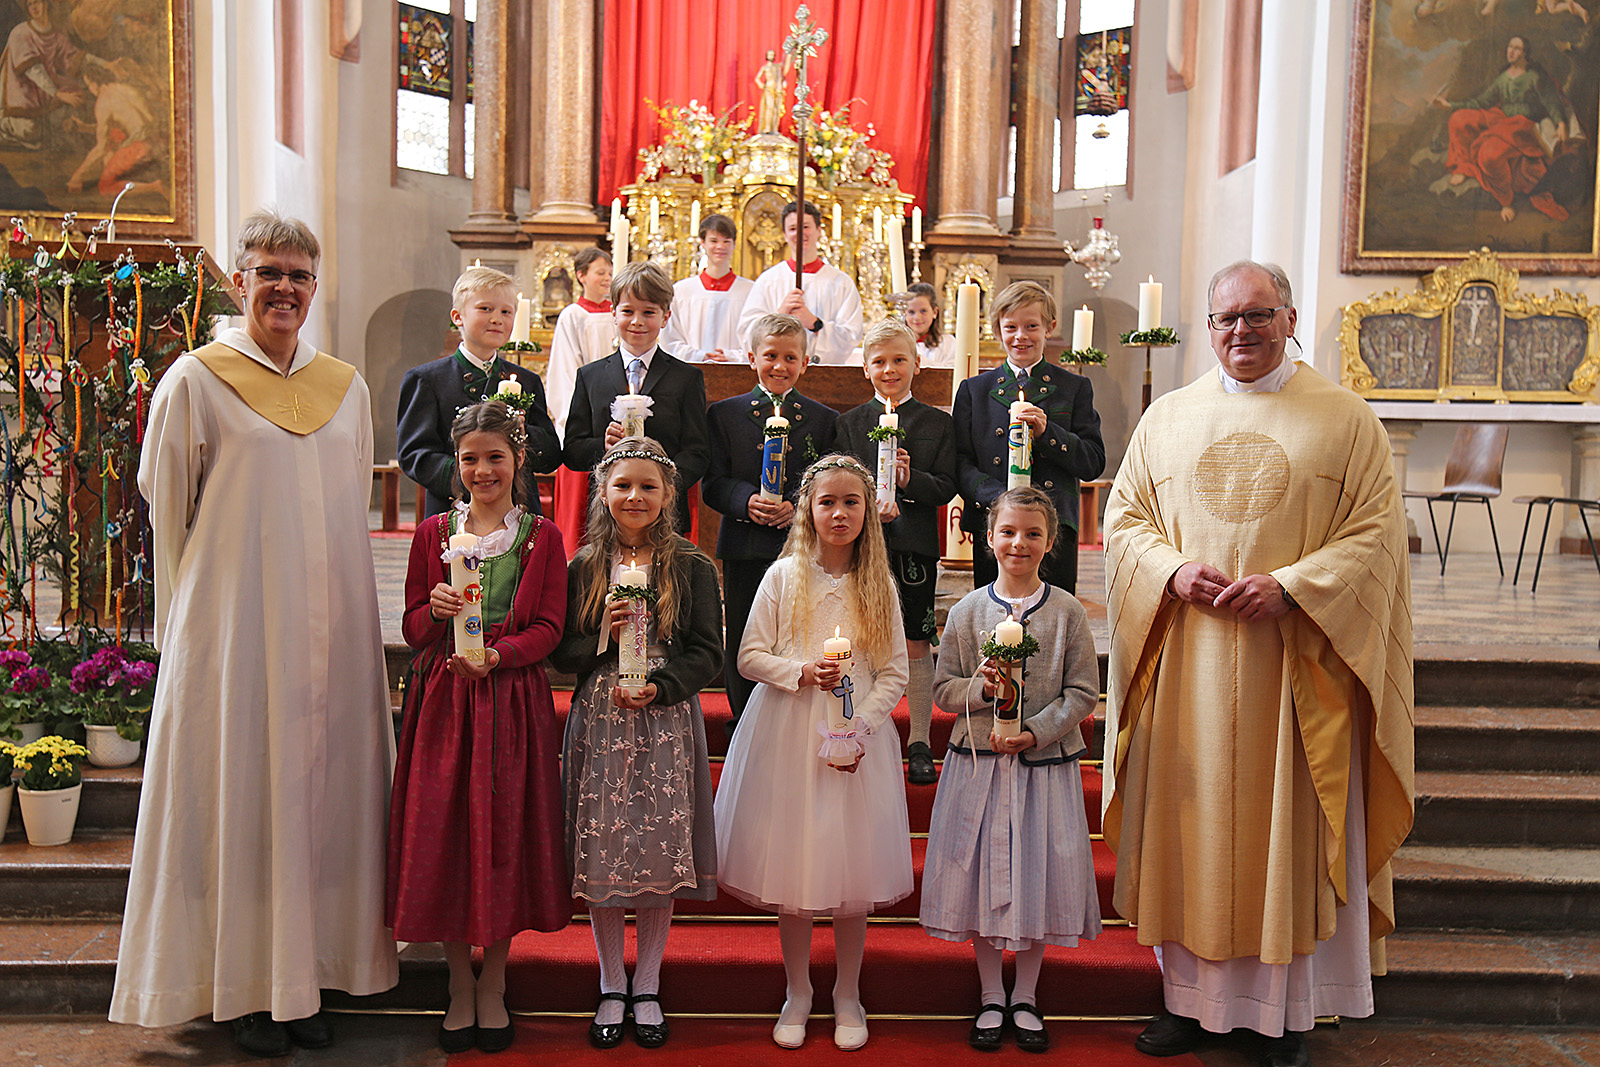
top-left (70, 644), bottom-right (156, 743)
top-left (0, 650), bottom-right (54, 741)
top-left (13, 735), bottom-right (90, 791)
top-left (646, 98), bottom-right (750, 174)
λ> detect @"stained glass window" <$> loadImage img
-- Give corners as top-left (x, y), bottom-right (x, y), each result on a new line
top-left (399, 4), bottom-right (452, 97)
top-left (1068, 2), bottom-right (1133, 190)
top-left (397, 89), bottom-right (451, 174)
top-left (1074, 27), bottom-right (1130, 116)
top-left (396, 0), bottom-right (483, 178)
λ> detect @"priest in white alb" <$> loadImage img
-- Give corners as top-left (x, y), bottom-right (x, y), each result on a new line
top-left (661, 211), bottom-right (754, 361)
top-left (1102, 261), bottom-right (1414, 1067)
top-left (737, 200), bottom-right (863, 365)
top-left (111, 210), bottom-right (398, 1057)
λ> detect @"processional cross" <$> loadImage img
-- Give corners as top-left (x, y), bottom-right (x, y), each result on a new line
top-left (784, 5), bottom-right (829, 292)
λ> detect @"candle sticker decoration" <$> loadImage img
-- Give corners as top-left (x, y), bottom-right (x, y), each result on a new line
top-left (443, 531), bottom-right (486, 663)
top-left (817, 626), bottom-right (861, 768)
top-left (1007, 389), bottom-right (1032, 490)
top-left (980, 614), bottom-right (1040, 742)
top-left (609, 556), bottom-right (655, 697)
top-left (610, 388), bottom-right (653, 441)
top-left (760, 402), bottom-right (789, 503)
top-left (867, 397), bottom-right (906, 509)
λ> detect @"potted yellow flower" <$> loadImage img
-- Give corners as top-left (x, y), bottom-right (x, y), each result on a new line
top-left (14, 735), bottom-right (90, 846)
top-left (0, 740), bottom-right (15, 842)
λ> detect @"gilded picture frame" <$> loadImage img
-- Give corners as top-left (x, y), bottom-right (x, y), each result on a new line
top-left (1340, 249), bottom-right (1600, 402)
top-left (1341, 0), bottom-right (1600, 275)
top-left (0, 0), bottom-right (194, 240)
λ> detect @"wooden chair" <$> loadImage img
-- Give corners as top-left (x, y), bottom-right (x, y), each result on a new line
top-left (1511, 493), bottom-right (1600, 595)
top-left (1401, 423), bottom-right (1508, 576)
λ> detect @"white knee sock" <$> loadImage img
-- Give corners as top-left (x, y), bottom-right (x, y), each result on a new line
top-left (589, 907), bottom-right (627, 1025)
top-left (974, 940), bottom-right (1006, 1029)
top-left (631, 905), bottom-right (673, 1026)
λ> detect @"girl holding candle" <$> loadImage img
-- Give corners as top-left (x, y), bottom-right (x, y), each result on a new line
top-left (714, 455), bottom-right (912, 1052)
top-left (389, 400), bottom-right (570, 1056)
top-left (922, 487), bottom-right (1101, 1053)
top-left (903, 282), bottom-right (956, 368)
top-left (551, 437), bottom-right (724, 1051)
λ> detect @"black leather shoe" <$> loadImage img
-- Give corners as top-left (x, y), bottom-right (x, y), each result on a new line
top-left (1009, 1003), bottom-right (1050, 1053)
top-left (1260, 1031), bottom-right (1312, 1067)
top-left (284, 1012), bottom-right (333, 1049)
top-left (588, 991), bottom-right (628, 1049)
top-left (438, 1023), bottom-right (477, 1053)
top-left (967, 1003), bottom-right (1007, 1052)
top-left (476, 1021), bottom-right (515, 1053)
top-left (630, 993), bottom-right (670, 1048)
top-left (229, 1012), bottom-right (291, 1058)
top-left (1135, 1012), bottom-right (1204, 1057)
top-left (907, 741), bottom-right (937, 785)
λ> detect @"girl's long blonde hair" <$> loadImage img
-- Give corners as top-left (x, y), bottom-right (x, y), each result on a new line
top-left (573, 438), bottom-right (687, 640)
top-left (778, 455), bottom-right (899, 667)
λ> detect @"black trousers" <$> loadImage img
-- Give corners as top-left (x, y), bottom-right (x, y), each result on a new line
top-left (720, 555), bottom-right (781, 721)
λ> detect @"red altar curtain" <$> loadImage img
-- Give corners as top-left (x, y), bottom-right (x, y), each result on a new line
top-left (600, 0), bottom-right (939, 205)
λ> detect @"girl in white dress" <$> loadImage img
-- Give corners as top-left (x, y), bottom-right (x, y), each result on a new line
top-left (715, 454), bottom-right (912, 1052)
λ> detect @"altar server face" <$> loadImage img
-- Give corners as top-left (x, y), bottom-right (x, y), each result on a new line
top-left (1208, 266), bottom-right (1296, 383)
top-left (701, 231), bottom-right (735, 272)
top-left (606, 458), bottom-right (666, 539)
top-left (988, 504), bottom-right (1054, 582)
top-left (997, 302), bottom-right (1054, 371)
top-left (811, 469), bottom-right (867, 550)
top-left (457, 430), bottom-right (521, 511)
top-left (579, 260), bottom-right (613, 303)
top-left (751, 331), bottom-right (809, 394)
top-left (236, 247), bottom-right (317, 347)
top-left (783, 212), bottom-right (821, 262)
top-left (863, 337), bottom-right (918, 404)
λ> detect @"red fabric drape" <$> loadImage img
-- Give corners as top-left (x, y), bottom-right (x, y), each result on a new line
top-left (600, 0), bottom-right (938, 205)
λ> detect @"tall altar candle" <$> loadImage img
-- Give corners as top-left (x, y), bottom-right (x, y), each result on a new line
top-left (911, 206), bottom-right (923, 244)
top-left (1138, 276), bottom-right (1162, 331)
top-left (689, 199), bottom-right (701, 236)
top-left (617, 555), bottom-right (649, 696)
top-left (887, 215), bottom-right (908, 295)
top-left (649, 196), bottom-right (661, 234)
top-left (510, 293), bottom-right (531, 344)
top-left (760, 403), bottom-right (789, 502)
top-left (872, 206), bottom-right (883, 244)
top-left (831, 202), bottom-right (842, 241)
top-left (448, 532), bottom-right (485, 663)
top-left (952, 282), bottom-right (980, 406)
top-left (875, 400), bottom-right (898, 509)
top-left (1008, 390), bottom-right (1032, 490)
top-left (822, 626), bottom-right (855, 767)
top-left (992, 613), bottom-right (1024, 740)
top-left (615, 214), bottom-right (631, 266)
top-left (1072, 306), bottom-right (1093, 352)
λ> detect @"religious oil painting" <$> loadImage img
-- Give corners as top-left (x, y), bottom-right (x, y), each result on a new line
top-left (0, 0), bottom-right (192, 238)
top-left (1342, 0), bottom-right (1600, 274)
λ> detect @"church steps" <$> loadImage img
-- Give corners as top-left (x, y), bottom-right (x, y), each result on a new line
top-left (1410, 770), bottom-right (1600, 846)
top-left (1392, 845), bottom-right (1600, 932)
top-left (1413, 706), bottom-right (1600, 773)
top-left (1378, 931), bottom-right (1600, 1026)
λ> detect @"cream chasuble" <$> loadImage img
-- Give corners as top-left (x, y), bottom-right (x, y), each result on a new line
top-left (1102, 365), bottom-right (1414, 971)
top-left (112, 328), bottom-right (398, 1027)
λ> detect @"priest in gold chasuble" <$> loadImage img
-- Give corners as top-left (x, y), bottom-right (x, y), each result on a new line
top-left (112, 212), bottom-right (398, 1053)
top-left (1103, 262), bottom-right (1414, 1065)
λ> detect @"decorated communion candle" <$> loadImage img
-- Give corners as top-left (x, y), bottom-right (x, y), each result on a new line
top-left (993, 612), bottom-right (1024, 740)
top-left (887, 215), bottom-right (908, 295)
top-left (617, 391), bottom-right (649, 439)
top-left (1007, 390), bottom-right (1033, 490)
top-left (617, 555), bottom-right (649, 696)
top-left (952, 282), bottom-right (980, 406)
top-left (496, 377), bottom-right (522, 396)
top-left (1073, 305), bottom-right (1094, 352)
top-left (876, 400), bottom-right (898, 509)
top-left (1138, 276), bottom-right (1163, 331)
top-left (760, 403), bottom-right (789, 503)
top-left (822, 626), bottom-right (855, 766)
top-left (448, 532), bottom-right (485, 663)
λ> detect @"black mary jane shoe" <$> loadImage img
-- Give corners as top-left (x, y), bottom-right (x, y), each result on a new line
top-left (588, 991), bottom-right (629, 1049)
top-left (437, 1023), bottom-right (477, 1054)
top-left (1259, 1031), bottom-right (1312, 1067)
top-left (630, 993), bottom-right (670, 1048)
top-left (229, 1012), bottom-right (291, 1058)
top-left (284, 1012), bottom-right (334, 1049)
top-left (907, 741), bottom-right (938, 785)
top-left (475, 1020), bottom-right (515, 1054)
top-left (967, 1003), bottom-right (1008, 1052)
top-left (1135, 1012), bottom-right (1205, 1057)
top-left (1009, 1003), bottom-right (1050, 1054)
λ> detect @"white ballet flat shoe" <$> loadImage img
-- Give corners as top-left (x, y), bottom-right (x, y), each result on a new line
top-left (833, 1020), bottom-right (868, 1051)
top-left (772, 1020), bottom-right (807, 1049)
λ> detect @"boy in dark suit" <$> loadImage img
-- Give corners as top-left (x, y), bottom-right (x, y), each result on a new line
top-left (563, 261), bottom-right (710, 533)
top-left (704, 312), bottom-right (837, 731)
top-left (953, 281), bottom-right (1105, 593)
top-left (397, 265), bottom-right (562, 517)
top-left (833, 320), bottom-right (957, 784)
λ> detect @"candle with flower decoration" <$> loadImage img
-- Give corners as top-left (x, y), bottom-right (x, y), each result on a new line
top-left (1073, 306), bottom-right (1094, 352)
top-left (822, 627), bottom-right (855, 767)
top-left (447, 532), bottom-right (486, 663)
top-left (760, 402), bottom-right (788, 503)
top-left (496, 377), bottom-right (522, 397)
top-left (990, 613), bottom-right (1026, 740)
top-left (615, 556), bottom-right (650, 697)
top-left (875, 398), bottom-right (898, 508)
top-left (1007, 389), bottom-right (1032, 490)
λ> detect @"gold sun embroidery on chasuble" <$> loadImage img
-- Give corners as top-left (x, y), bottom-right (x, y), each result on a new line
top-left (1192, 431), bottom-right (1291, 524)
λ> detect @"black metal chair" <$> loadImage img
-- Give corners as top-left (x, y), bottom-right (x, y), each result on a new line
top-left (1400, 423), bottom-right (1508, 577)
top-left (1512, 493), bottom-right (1600, 594)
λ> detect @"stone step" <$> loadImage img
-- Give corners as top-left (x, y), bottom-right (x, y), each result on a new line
top-left (1377, 930), bottom-right (1600, 1025)
top-left (0, 834), bottom-right (130, 920)
top-left (1412, 654), bottom-right (1600, 709)
top-left (1392, 845), bottom-right (1600, 932)
top-left (1411, 770), bottom-right (1600, 846)
top-left (1415, 706), bottom-right (1600, 773)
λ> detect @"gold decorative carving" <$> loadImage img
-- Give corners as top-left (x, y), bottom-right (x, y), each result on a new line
top-left (939, 255), bottom-right (997, 341)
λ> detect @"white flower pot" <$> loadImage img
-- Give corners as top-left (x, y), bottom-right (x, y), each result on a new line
top-left (0, 783), bottom-right (12, 842)
top-left (17, 783), bottom-right (82, 847)
top-left (12, 722), bottom-right (45, 746)
top-left (85, 725), bottom-right (142, 768)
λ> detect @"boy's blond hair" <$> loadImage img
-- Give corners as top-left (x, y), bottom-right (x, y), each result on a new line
top-left (746, 312), bottom-right (807, 354)
top-left (862, 319), bottom-right (917, 361)
top-left (989, 280), bottom-right (1058, 334)
top-left (610, 261), bottom-right (675, 310)
top-left (451, 265), bottom-right (517, 311)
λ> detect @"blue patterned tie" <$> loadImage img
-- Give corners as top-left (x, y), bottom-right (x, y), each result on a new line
top-left (627, 357), bottom-right (646, 394)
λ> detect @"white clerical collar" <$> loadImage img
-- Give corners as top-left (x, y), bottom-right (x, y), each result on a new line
top-left (217, 326), bottom-right (315, 377)
top-left (1219, 356), bottom-right (1298, 394)
top-left (457, 344), bottom-right (498, 372)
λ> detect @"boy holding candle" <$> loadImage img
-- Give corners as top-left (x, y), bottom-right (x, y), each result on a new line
top-left (564, 260), bottom-right (709, 535)
top-left (398, 265), bottom-right (563, 519)
top-left (831, 320), bottom-right (956, 785)
top-left (738, 201), bottom-right (864, 366)
top-left (704, 312), bottom-right (838, 734)
top-left (953, 281), bottom-right (1105, 593)
top-left (661, 213), bottom-right (754, 362)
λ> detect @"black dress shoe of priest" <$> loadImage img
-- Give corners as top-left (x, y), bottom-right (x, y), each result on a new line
top-left (1260, 1031), bottom-right (1312, 1067)
top-left (967, 1003), bottom-right (1007, 1051)
top-left (284, 1012), bottom-right (334, 1049)
top-left (1135, 1012), bottom-right (1204, 1056)
top-left (907, 741), bottom-right (937, 785)
top-left (229, 1012), bottom-right (291, 1058)
top-left (437, 1023), bottom-right (477, 1054)
top-left (630, 993), bottom-right (670, 1048)
top-left (1009, 1003), bottom-right (1050, 1054)
top-left (476, 1021), bottom-right (516, 1053)
top-left (589, 991), bottom-right (628, 1049)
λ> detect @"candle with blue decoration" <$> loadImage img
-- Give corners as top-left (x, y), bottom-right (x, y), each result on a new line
top-left (446, 531), bottom-right (485, 662)
top-left (760, 402), bottom-right (788, 503)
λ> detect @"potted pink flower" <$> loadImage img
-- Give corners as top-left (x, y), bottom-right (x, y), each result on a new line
top-left (0, 651), bottom-right (53, 746)
top-left (71, 646), bottom-right (155, 768)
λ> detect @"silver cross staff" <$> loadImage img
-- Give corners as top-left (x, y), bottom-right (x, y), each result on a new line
top-left (784, 4), bottom-right (828, 292)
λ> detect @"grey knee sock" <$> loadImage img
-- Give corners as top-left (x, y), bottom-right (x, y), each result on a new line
top-left (908, 653), bottom-right (934, 746)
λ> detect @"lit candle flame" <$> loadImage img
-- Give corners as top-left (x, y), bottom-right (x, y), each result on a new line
top-left (1019, 388), bottom-right (1026, 405)
top-left (834, 625), bottom-right (841, 638)
top-left (887, 394), bottom-right (896, 413)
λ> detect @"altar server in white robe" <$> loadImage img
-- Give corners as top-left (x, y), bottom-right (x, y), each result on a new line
top-left (738, 200), bottom-right (864, 365)
top-left (111, 210), bottom-right (398, 1058)
top-left (662, 212), bottom-right (754, 362)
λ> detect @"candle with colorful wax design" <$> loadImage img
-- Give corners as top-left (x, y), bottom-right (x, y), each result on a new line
top-left (613, 373), bottom-right (651, 439)
top-left (821, 626), bottom-right (857, 768)
top-left (760, 402), bottom-right (789, 503)
top-left (991, 613), bottom-right (1024, 740)
top-left (1007, 389), bottom-right (1032, 490)
top-left (447, 532), bottom-right (486, 663)
top-left (615, 555), bottom-right (649, 697)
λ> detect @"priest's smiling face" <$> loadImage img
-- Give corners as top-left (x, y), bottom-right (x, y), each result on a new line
top-left (1207, 267), bottom-right (1296, 383)
top-left (235, 247), bottom-right (318, 351)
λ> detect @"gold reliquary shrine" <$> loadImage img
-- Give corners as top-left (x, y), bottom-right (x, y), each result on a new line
top-left (1340, 249), bottom-right (1600, 403)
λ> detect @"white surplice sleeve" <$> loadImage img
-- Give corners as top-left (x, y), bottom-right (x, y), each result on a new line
top-left (136, 358), bottom-right (208, 647)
